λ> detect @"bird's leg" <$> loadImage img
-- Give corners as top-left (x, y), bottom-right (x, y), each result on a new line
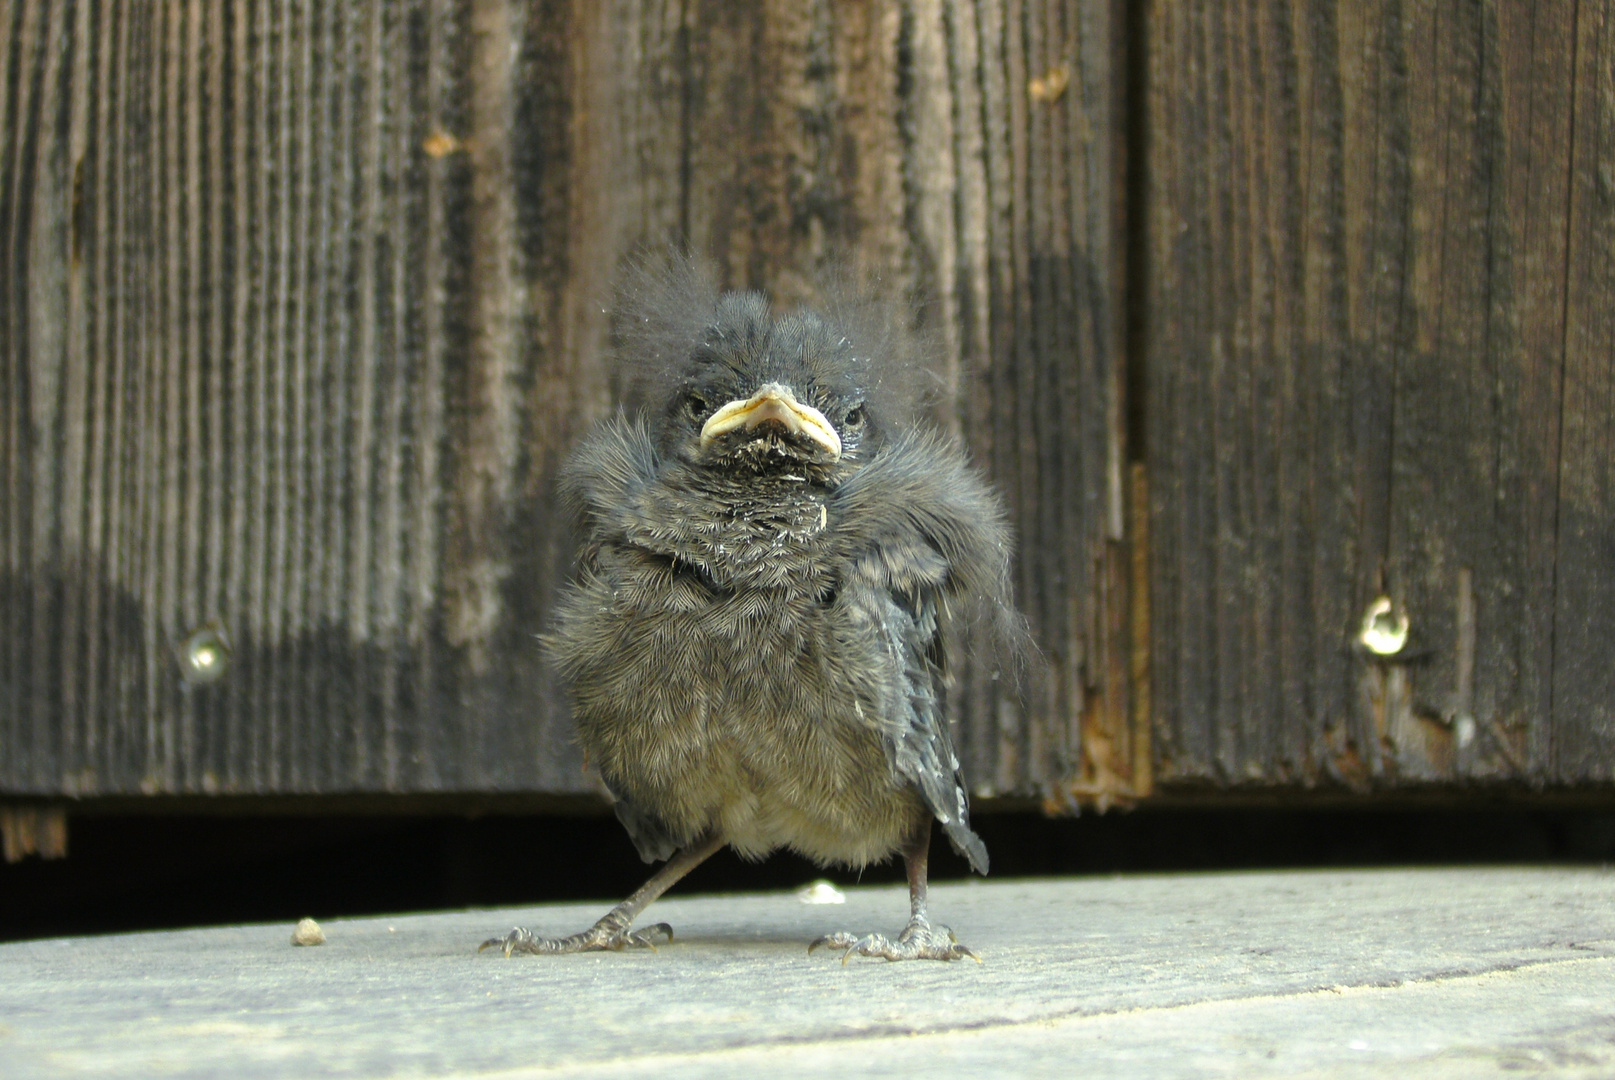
top-left (480, 832), bottom-right (726, 956)
top-left (809, 820), bottom-right (979, 963)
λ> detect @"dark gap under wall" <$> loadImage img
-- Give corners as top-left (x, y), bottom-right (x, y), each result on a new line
top-left (3, 805), bottom-right (1613, 943)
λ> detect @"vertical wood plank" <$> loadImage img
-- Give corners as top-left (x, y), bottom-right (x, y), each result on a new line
top-left (1553, 0), bottom-right (1615, 781)
top-left (1148, 0), bottom-right (1608, 789)
top-left (1, 0), bottom-right (1125, 804)
top-left (601, 0), bottom-right (1131, 802)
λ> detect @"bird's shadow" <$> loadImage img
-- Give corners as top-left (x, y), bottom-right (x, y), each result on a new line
top-left (659, 932), bottom-right (828, 949)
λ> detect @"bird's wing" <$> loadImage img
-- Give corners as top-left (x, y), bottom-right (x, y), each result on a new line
top-left (603, 776), bottom-right (684, 865)
top-left (834, 431), bottom-right (1017, 876)
top-left (556, 413), bottom-right (661, 563)
top-left (555, 416), bottom-right (696, 864)
top-left (873, 581), bottom-right (989, 875)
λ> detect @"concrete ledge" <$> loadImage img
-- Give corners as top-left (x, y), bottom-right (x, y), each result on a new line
top-left (3, 867), bottom-right (1613, 1078)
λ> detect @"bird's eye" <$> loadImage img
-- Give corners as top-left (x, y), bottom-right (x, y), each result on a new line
top-left (683, 394), bottom-right (709, 421)
top-left (843, 404), bottom-right (866, 429)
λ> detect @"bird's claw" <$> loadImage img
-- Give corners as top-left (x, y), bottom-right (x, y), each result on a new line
top-left (810, 920), bottom-right (979, 963)
top-left (808, 930), bottom-right (856, 954)
top-left (478, 921), bottom-right (674, 956)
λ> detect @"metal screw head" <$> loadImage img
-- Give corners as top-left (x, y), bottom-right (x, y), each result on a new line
top-left (177, 623), bottom-right (232, 685)
top-left (1359, 596), bottom-right (1409, 656)
top-left (1454, 713), bottom-right (1477, 749)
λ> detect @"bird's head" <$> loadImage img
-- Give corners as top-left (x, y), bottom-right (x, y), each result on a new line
top-left (666, 292), bottom-right (877, 476)
top-left (615, 266), bottom-right (922, 481)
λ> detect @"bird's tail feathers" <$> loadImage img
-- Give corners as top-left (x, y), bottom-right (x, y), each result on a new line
top-left (944, 820), bottom-right (990, 876)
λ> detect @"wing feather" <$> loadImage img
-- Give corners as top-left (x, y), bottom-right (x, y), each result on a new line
top-left (833, 431), bottom-right (1019, 876)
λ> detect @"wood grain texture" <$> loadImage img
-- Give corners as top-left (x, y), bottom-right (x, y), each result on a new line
top-left (1554, 0), bottom-right (1615, 781)
top-left (0, 0), bottom-right (1128, 803)
top-left (1146, 0), bottom-right (1614, 788)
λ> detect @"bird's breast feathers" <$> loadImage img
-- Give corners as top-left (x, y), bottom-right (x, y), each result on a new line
top-left (619, 472), bottom-right (838, 593)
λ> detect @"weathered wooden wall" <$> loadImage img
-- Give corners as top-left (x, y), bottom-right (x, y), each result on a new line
top-left (0, 1), bottom-right (1132, 803)
top-left (18, 0), bottom-right (1608, 811)
top-left (1147, 0), bottom-right (1615, 788)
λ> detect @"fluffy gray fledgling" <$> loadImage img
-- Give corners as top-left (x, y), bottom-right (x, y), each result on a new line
top-left (483, 262), bottom-right (1022, 963)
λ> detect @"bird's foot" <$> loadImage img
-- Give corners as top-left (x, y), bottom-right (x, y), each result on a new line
top-left (809, 917), bottom-right (979, 963)
top-left (478, 920), bottom-right (674, 956)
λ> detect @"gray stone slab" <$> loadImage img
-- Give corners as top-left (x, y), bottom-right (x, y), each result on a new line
top-left (2, 867), bottom-right (1613, 1078)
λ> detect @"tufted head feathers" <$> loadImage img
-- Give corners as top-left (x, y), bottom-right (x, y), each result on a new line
top-left (609, 255), bottom-right (934, 473)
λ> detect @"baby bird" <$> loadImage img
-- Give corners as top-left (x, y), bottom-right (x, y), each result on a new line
top-left (483, 263), bottom-right (1021, 962)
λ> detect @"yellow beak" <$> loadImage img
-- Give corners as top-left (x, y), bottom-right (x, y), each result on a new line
top-left (699, 383), bottom-right (842, 459)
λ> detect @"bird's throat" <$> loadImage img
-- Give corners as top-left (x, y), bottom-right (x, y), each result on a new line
top-left (628, 467), bottom-right (834, 591)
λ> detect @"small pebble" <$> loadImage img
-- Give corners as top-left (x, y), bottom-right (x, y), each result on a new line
top-left (291, 917), bottom-right (326, 946)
